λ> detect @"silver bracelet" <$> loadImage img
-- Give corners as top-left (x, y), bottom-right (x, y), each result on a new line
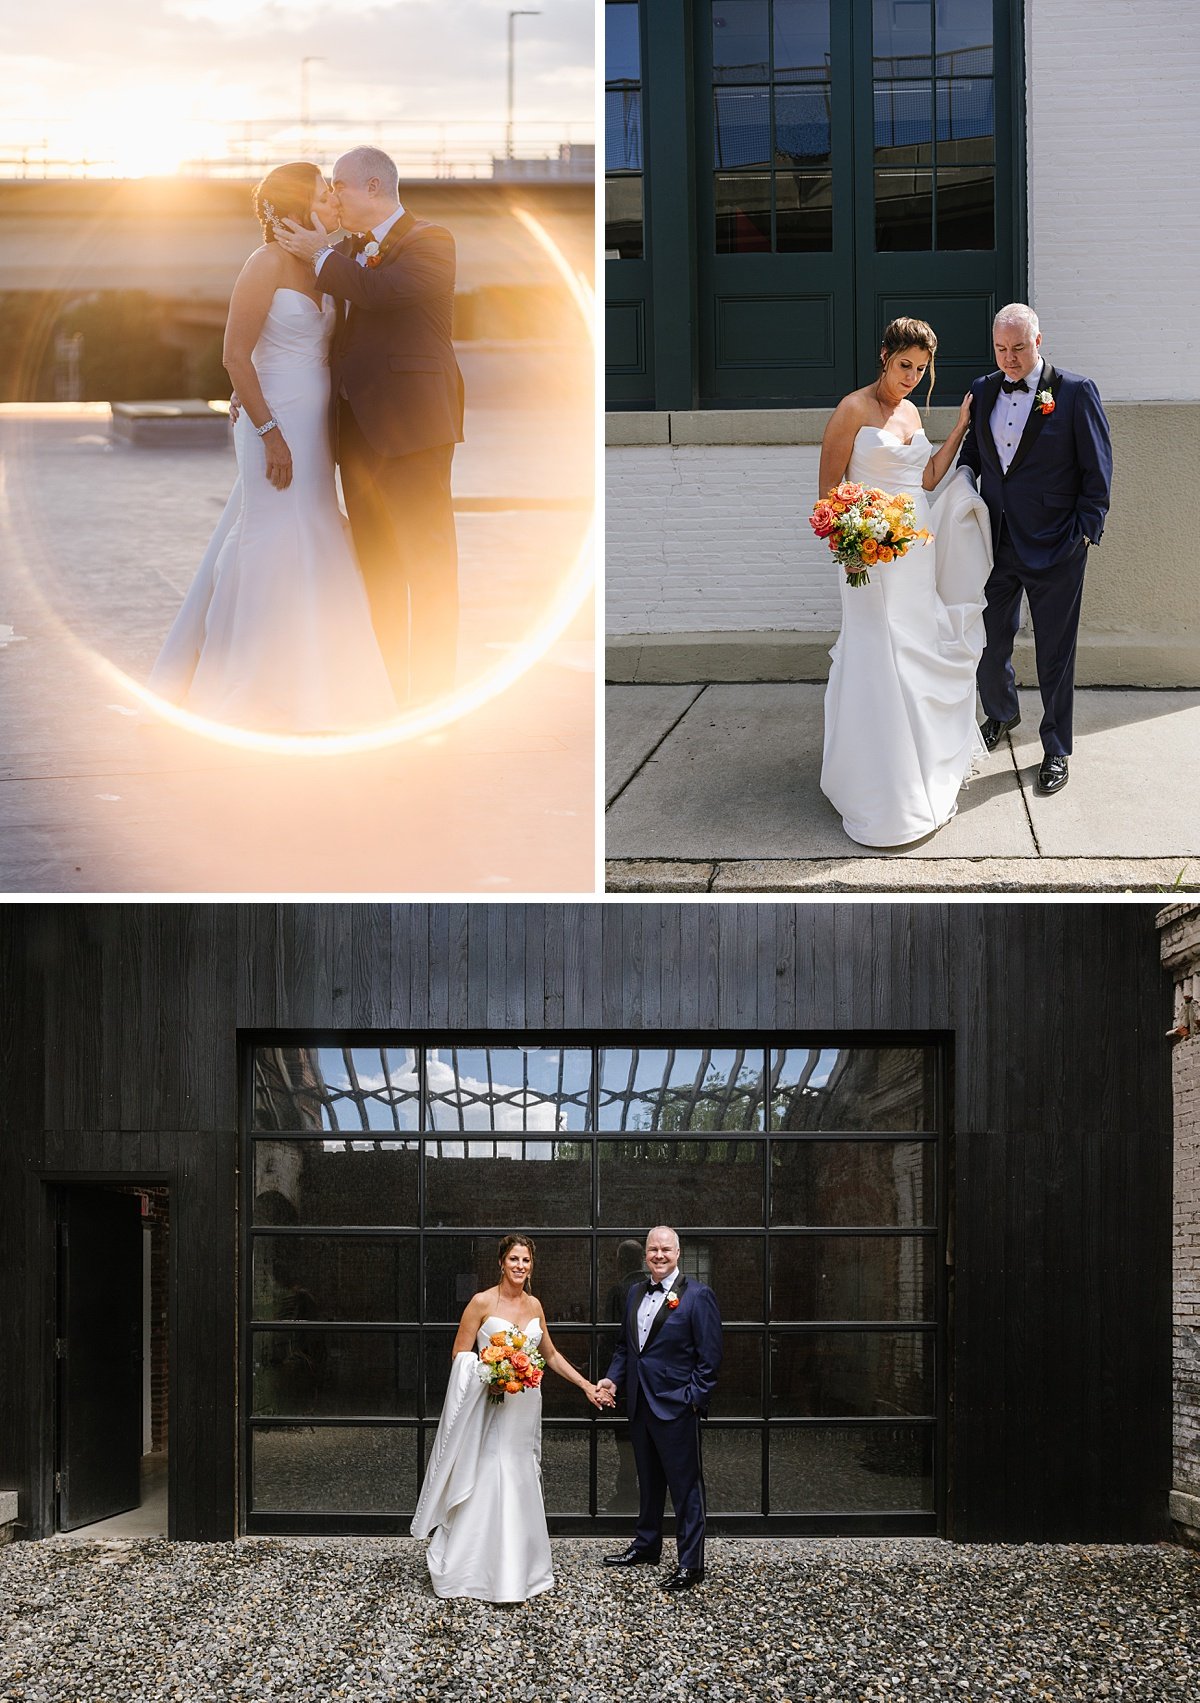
top-left (255, 417), bottom-right (279, 437)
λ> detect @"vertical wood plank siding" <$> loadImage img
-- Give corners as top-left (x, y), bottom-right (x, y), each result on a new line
top-left (0, 904), bottom-right (1173, 1542)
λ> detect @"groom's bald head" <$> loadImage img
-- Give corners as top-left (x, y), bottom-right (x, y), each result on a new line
top-left (331, 147), bottom-right (400, 231)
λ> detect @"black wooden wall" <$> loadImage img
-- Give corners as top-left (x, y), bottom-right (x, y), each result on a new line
top-left (0, 903), bottom-right (1173, 1543)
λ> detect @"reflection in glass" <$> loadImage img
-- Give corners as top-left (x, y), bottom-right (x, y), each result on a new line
top-left (606, 0), bottom-right (641, 85)
top-left (775, 174), bottom-right (833, 251)
top-left (705, 1427), bottom-right (764, 1512)
top-left (771, 1048), bottom-right (933, 1132)
top-left (935, 0), bottom-right (993, 60)
top-left (425, 1140), bottom-right (590, 1227)
top-left (251, 1425), bottom-right (417, 1513)
top-left (873, 0), bottom-right (931, 67)
top-left (252, 1235), bottom-right (420, 1322)
top-left (424, 1236), bottom-right (592, 1324)
top-left (874, 82), bottom-right (933, 153)
top-left (769, 1330), bottom-right (933, 1416)
top-left (597, 1425), bottom-right (641, 1515)
top-left (774, 0), bottom-right (831, 82)
top-left (875, 169), bottom-right (933, 249)
top-left (598, 1048), bottom-right (766, 1132)
top-left (251, 1328), bottom-right (419, 1416)
top-left (425, 1047), bottom-right (592, 1132)
top-left (775, 88), bottom-right (831, 164)
top-left (253, 1045), bottom-right (420, 1133)
top-left (599, 1235), bottom-right (764, 1321)
top-left (936, 75), bottom-right (994, 144)
top-left (713, 87), bottom-right (772, 169)
top-left (606, 89), bottom-right (643, 173)
top-left (606, 176), bottom-right (645, 261)
top-left (712, 0), bottom-right (770, 83)
top-left (708, 1332), bottom-right (763, 1417)
top-left (542, 1427), bottom-right (592, 1515)
top-left (770, 1235), bottom-right (935, 1321)
top-left (770, 1140), bottom-right (934, 1226)
top-left (599, 1139), bottom-right (763, 1226)
top-left (770, 1424), bottom-right (933, 1512)
top-left (936, 165), bottom-right (994, 250)
top-left (716, 174), bottom-right (773, 253)
top-left (253, 1140), bottom-right (419, 1227)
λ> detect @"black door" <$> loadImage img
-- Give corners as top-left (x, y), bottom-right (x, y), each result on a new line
top-left (57, 1189), bottom-right (143, 1531)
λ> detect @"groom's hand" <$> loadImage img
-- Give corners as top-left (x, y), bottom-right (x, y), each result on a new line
top-left (596, 1378), bottom-right (617, 1408)
top-left (276, 215), bottom-right (328, 264)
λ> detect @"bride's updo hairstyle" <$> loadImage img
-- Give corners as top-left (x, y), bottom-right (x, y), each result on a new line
top-left (497, 1233), bottom-right (536, 1291)
top-left (879, 316), bottom-right (938, 407)
top-left (253, 162), bottom-right (323, 242)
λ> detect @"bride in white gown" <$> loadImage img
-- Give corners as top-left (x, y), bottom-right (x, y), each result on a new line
top-left (148, 162), bottom-right (396, 731)
top-left (412, 1234), bottom-right (610, 1602)
top-left (818, 317), bottom-right (993, 847)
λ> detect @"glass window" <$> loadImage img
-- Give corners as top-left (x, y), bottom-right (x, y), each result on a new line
top-left (250, 1425), bottom-right (417, 1513)
top-left (771, 1047), bottom-right (935, 1131)
top-left (770, 1423), bottom-right (934, 1512)
top-left (425, 1046), bottom-right (592, 1132)
top-left (252, 1046), bottom-right (420, 1133)
top-left (599, 1234), bottom-right (765, 1322)
top-left (250, 1328), bottom-right (420, 1417)
top-left (712, 1), bottom-right (771, 82)
top-left (606, 2), bottom-right (644, 260)
top-left (424, 1139), bottom-right (591, 1228)
top-left (251, 1236), bottom-right (420, 1322)
top-left (542, 1427), bottom-right (592, 1515)
top-left (770, 1234), bottom-right (935, 1321)
top-left (704, 1426), bottom-right (764, 1513)
top-left (424, 1235), bottom-right (593, 1324)
top-left (252, 1139), bottom-right (419, 1228)
top-left (770, 1139), bottom-right (935, 1226)
top-left (598, 1047), bottom-right (767, 1132)
top-left (769, 1329), bottom-right (934, 1415)
top-left (599, 1138), bottom-right (763, 1226)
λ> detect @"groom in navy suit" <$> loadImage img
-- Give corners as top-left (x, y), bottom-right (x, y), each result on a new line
top-left (597, 1225), bottom-right (723, 1594)
top-left (959, 303), bottom-right (1113, 795)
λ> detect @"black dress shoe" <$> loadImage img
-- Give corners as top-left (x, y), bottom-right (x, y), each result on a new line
top-left (1036, 754), bottom-right (1069, 794)
top-left (980, 713), bottom-right (1021, 752)
top-left (603, 1546), bottom-right (660, 1567)
top-left (664, 1566), bottom-right (705, 1593)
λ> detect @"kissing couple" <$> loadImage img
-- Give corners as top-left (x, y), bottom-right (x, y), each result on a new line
top-left (149, 147), bottom-right (465, 731)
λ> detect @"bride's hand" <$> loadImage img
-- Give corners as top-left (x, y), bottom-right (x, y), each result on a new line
top-left (262, 427), bottom-right (293, 491)
top-left (956, 391), bottom-right (973, 435)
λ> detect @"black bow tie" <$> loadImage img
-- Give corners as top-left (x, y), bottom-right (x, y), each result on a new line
top-left (647, 1280), bottom-right (665, 1294)
top-left (1001, 377), bottom-right (1030, 394)
top-left (347, 232), bottom-right (372, 257)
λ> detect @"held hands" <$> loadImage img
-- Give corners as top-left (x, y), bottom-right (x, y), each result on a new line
top-left (593, 1377), bottom-right (617, 1410)
top-left (276, 214), bottom-right (330, 264)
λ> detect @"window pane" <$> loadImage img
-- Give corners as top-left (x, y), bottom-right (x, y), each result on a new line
top-left (598, 1047), bottom-right (767, 1132)
top-left (937, 164), bottom-right (994, 250)
top-left (252, 1235), bottom-right (420, 1322)
top-left (251, 1425), bottom-right (416, 1513)
top-left (769, 1330), bottom-right (934, 1416)
top-left (771, 1048), bottom-right (935, 1132)
top-left (775, 173), bottom-right (833, 251)
top-left (599, 1234), bottom-right (764, 1322)
top-left (598, 1138), bottom-right (763, 1226)
top-left (705, 1427), bottom-right (764, 1512)
top-left (709, 1332), bottom-right (763, 1418)
top-left (251, 1328), bottom-right (419, 1416)
top-left (253, 1140), bottom-right (419, 1227)
top-left (935, 0), bottom-right (993, 60)
top-left (425, 1047), bottom-right (593, 1132)
top-left (712, 1), bottom-right (770, 83)
top-left (874, 82), bottom-right (933, 153)
top-left (770, 1235), bottom-right (935, 1321)
top-left (936, 74), bottom-right (993, 144)
top-left (606, 87), bottom-right (643, 172)
top-left (873, 0), bottom-right (931, 68)
top-left (425, 1139), bottom-right (591, 1228)
top-left (774, 0), bottom-right (830, 83)
top-left (771, 1424), bottom-right (933, 1512)
top-left (606, 176), bottom-right (644, 260)
top-left (252, 1046), bottom-right (420, 1132)
top-left (715, 173), bottom-right (772, 253)
top-left (424, 1235), bottom-right (592, 1324)
top-left (775, 87), bottom-right (831, 164)
top-left (597, 1425), bottom-right (641, 1515)
top-left (606, 0), bottom-right (641, 84)
top-left (713, 86), bottom-right (772, 169)
top-left (770, 1140), bottom-right (935, 1226)
top-left (543, 1427), bottom-right (592, 1515)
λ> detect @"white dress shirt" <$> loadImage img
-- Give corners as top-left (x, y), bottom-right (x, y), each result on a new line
top-left (637, 1266), bottom-right (680, 1350)
top-left (314, 202), bottom-right (408, 280)
top-left (989, 357), bottom-right (1044, 473)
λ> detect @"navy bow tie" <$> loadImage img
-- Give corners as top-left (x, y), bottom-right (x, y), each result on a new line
top-left (1001, 377), bottom-right (1030, 394)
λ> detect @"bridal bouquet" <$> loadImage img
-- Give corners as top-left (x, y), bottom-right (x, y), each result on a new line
top-left (478, 1329), bottom-right (546, 1403)
top-left (810, 482), bottom-right (932, 587)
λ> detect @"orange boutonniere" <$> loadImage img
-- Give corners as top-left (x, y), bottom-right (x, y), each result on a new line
top-left (362, 240), bottom-right (382, 268)
top-left (666, 1290), bottom-right (680, 1310)
top-left (1036, 389), bottom-right (1055, 415)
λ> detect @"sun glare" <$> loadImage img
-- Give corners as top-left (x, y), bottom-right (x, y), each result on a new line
top-left (52, 87), bottom-right (215, 179)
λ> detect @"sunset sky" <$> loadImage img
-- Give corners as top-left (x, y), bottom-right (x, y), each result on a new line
top-left (2, 0), bottom-right (594, 176)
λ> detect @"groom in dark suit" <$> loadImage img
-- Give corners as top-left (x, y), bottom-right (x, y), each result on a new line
top-left (596, 1225), bottom-right (723, 1594)
top-left (959, 303), bottom-right (1112, 795)
top-left (280, 146), bottom-right (465, 705)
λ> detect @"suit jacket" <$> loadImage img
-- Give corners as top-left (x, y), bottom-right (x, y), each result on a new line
top-left (957, 364), bottom-right (1113, 571)
top-left (322, 211), bottom-right (466, 460)
top-left (605, 1274), bottom-right (723, 1423)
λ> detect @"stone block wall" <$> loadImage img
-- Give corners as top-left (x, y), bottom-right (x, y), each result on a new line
top-left (1159, 904), bottom-right (1200, 1545)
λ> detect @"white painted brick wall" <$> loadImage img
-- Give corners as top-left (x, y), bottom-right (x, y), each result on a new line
top-left (1028, 3), bottom-right (1200, 402)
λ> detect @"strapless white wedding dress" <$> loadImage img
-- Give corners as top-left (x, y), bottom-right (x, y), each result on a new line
top-left (148, 288), bottom-right (396, 730)
top-left (411, 1316), bottom-right (554, 1602)
top-left (820, 427), bottom-right (990, 846)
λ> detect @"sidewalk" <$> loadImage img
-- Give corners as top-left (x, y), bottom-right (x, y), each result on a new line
top-left (0, 349), bottom-right (594, 894)
top-left (606, 683), bottom-right (1200, 893)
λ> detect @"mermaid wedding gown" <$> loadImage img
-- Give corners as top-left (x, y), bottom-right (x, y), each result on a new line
top-left (820, 427), bottom-right (992, 846)
top-left (148, 288), bottom-right (396, 730)
top-left (411, 1315), bottom-right (554, 1602)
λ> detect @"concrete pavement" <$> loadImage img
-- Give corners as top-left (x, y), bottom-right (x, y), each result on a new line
top-left (0, 348), bottom-right (594, 894)
top-left (606, 682), bottom-right (1200, 893)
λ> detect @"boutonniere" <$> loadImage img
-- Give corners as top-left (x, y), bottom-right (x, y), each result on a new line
top-left (362, 240), bottom-right (382, 268)
top-left (665, 1290), bottom-right (680, 1310)
top-left (1036, 389), bottom-right (1055, 415)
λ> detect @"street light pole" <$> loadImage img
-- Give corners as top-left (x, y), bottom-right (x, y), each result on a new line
top-left (506, 10), bottom-right (541, 162)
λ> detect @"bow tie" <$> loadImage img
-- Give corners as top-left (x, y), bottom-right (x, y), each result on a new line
top-left (1000, 377), bottom-right (1030, 394)
top-left (347, 232), bottom-right (372, 257)
top-left (647, 1280), bottom-right (666, 1294)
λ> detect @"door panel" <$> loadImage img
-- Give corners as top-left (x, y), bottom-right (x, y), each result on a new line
top-left (58, 1189), bottom-right (142, 1531)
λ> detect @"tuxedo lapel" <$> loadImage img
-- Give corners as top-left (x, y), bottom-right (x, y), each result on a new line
top-left (1004, 363), bottom-right (1060, 480)
top-left (977, 371), bottom-right (1005, 476)
top-left (638, 1273), bottom-right (689, 1357)
top-left (342, 213), bottom-right (417, 331)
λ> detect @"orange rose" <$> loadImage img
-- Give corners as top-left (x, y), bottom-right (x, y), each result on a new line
top-left (860, 539), bottom-right (879, 562)
top-left (834, 482), bottom-right (864, 503)
top-left (481, 1345), bottom-right (503, 1364)
top-left (511, 1352), bottom-right (531, 1374)
top-left (490, 1332), bottom-right (508, 1347)
top-left (810, 502), bottom-right (836, 539)
top-left (505, 1380), bottom-right (522, 1394)
top-left (527, 1368), bottom-right (543, 1386)
top-left (877, 546), bottom-right (895, 563)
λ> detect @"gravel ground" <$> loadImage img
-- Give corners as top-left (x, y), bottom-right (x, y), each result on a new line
top-left (1, 1537), bottom-right (1197, 1703)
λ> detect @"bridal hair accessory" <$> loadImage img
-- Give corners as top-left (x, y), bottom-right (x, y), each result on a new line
top-left (260, 197), bottom-right (287, 240)
top-left (810, 482), bottom-right (933, 588)
top-left (478, 1328), bottom-right (546, 1402)
top-left (1036, 388), bottom-right (1056, 415)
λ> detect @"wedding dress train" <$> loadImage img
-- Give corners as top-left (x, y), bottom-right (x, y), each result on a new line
top-left (411, 1315), bottom-right (554, 1602)
top-left (148, 289), bottom-right (396, 731)
top-left (820, 429), bottom-right (992, 846)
